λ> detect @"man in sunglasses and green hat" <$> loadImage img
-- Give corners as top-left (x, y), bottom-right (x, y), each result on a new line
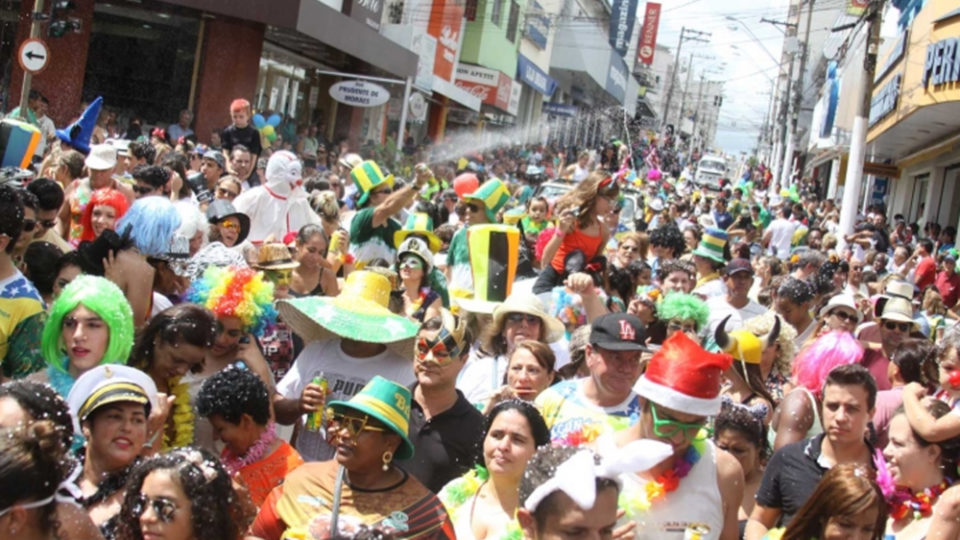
top-left (348, 160), bottom-right (432, 269)
top-left (445, 177), bottom-right (511, 294)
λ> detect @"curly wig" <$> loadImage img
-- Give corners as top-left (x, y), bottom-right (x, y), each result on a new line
top-left (185, 266), bottom-right (276, 336)
top-left (657, 292), bottom-right (709, 330)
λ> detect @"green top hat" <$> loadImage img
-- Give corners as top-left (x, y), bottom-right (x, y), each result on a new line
top-left (464, 178), bottom-right (511, 222)
top-left (351, 160), bottom-right (394, 208)
top-left (692, 227), bottom-right (728, 264)
top-left (394, 212), bottom-right (442, 253)
top-left (327, 376), bottom-right (415, 459)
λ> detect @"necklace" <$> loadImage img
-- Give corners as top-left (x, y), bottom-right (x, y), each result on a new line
top-left (222, 422), bottom-right (278, 475)
top-left (620, 437), bottom-right (706, 517)
top-left (889, 479), bottom-right (952, 521)
top-left (162, 377), bottom-right (194, 450)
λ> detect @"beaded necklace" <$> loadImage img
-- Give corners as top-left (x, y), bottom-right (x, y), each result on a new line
top-left (619, 437), bottom-right (706, 517)
top-left (222, 422), bottom-right (278, 475)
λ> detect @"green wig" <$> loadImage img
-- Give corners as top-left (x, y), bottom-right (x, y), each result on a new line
top-left (657, 292), bottom-right (709, 331)
top-left (42, 275), bottom-right (135, 372)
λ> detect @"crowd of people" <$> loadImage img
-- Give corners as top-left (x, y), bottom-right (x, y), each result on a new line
top-left (2, 91), bottom-right (960, 540)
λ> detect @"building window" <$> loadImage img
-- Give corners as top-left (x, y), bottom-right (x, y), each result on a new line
top-left (466, 0), bottom-right (478, 21)
top-left (506, 1), bottom-right (519, 42)
top-left (492, 0), bottom-right (503, 26)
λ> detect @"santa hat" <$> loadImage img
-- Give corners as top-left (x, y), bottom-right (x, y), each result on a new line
top-left (633, 331), bottom-right (733, 416)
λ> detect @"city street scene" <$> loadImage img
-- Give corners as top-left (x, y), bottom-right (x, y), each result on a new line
top-left (2, 0), bottom-right (960, 538)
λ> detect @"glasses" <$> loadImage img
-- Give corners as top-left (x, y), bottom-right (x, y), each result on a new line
top-left (219, 218), bottom-right (241, 231)
top-left (399, 256), bottom-right (423, 270)
top-left (831, 310), bottom-right (858, 323)
top-left (132, 185), bottom-right (155, 195)
top-left (325, 410), bottom-right (387, 438)
top-left (21, 219), bottom-right (36, 233)
top-left (883, 321), bottom-right (912, 332)
top-left (506, 313), bottom-right (540, 325)
top-left (132, 494), bottom-right (179, 523)
top-left (466, 203), bottom-right (483, 214)
top-left (667, 320), bottom-right (698, 335)
top-left (217, 187), bottom-right (239, 198)
top-left (38, 219), bottom-right (56, 229)
top-left (650, 403), bottom-right (712, 441)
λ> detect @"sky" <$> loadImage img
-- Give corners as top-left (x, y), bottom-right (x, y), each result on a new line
top-left (653, 0), bottom-right (793, 156)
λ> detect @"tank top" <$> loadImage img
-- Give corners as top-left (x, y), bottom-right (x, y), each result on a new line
top-left (604, 437), bottom-right (725, 539)
top-left (550, 222), bottom-right (604, 273)
top-left (767, 387), bottom-right (823, 448)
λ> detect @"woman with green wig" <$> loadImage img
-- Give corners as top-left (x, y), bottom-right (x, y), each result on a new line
top-left (28, 274), bottom-right (135, 399)
top-left (657, 291), bottom-right (709, 342)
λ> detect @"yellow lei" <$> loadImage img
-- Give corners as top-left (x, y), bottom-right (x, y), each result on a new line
top-left (162, 377), bottom-right (195, 450)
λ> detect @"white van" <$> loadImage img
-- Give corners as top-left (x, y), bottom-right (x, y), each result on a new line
top-left (695, 155), bottom-right (727, 191)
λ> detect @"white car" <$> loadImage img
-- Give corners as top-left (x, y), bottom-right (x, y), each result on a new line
top-left (695, 156), bottom-right (727, 192)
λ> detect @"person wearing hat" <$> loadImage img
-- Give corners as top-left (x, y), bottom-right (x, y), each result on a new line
top-left (394, 211), bottom-right (451, 309)
top-left (200, 149), bottom-right (226, 192)
top-left (691, 227), bottom-right (728, 299)
top-left (704, 259), bottom-right (767, 351)
top-left (858, 296), bottom-right (920, 395)
top-left (66, 364), bottom-right (160, 538)
top-left (446, 177), bottom-right (511, 293)
top-left (601, 331), bottom-right (742, 540)
top-left (61, 142), bottom-right (135, 246)
top-left (274, 271), bottom-right (420, 462)
top-left (395, 237), bottom-right (442, 323)
top-left (536, 313), bottom-right (648, 445)
top-left (803, 292), bottom-right (863, 347)
top-left (347, 160), bottom-right (432, 268)
top-left (233, 150), bottom-right (320, 244)
top-left (252, 242), bottom-right (300, 300)
top-left (252, 376), bottom-right (456, 540)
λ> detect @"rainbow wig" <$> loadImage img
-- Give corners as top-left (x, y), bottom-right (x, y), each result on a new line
top-left (115, 196), bottom-right (181, 257)
top-left (42, 274), bottom-right (134, 372)
top-left (185, 266), bottom-right (277, 336)
top-left (80, 188), bottom-right (130, 242)
top-left (657, 292), bottom-right (709, 330)
top-left (792, 330), bottom-right (864, 397)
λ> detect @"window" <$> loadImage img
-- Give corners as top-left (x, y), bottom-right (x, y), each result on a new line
top-left (506, 0), bottom-right (520, 42)
top-left (492, 0), bottom-right (503, 26)
top-left (465, 0), bottom-right (478, 21)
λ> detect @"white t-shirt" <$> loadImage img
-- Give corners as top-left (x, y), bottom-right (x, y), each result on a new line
top-left (277, 338), bottom-right (414, 461)
top-left (765, 218), bottom-right (797, 259)
top-left (703, 296), bottom-right (768, 349)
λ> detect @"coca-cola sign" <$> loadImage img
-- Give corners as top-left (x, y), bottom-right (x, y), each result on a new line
top-left (454, 64), bottom-right (512, 112)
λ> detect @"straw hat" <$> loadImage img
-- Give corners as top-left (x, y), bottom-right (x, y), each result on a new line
top-left (491, 292), bottom-right (565, 343)
top-left (879, 297), bottom-right (918, 327)
top-left (818, 293), bottom-right (862, 322)
top-left (252, 243), bottom-right (299, 270)
top-left (276, 271), bottom-right (420, 358)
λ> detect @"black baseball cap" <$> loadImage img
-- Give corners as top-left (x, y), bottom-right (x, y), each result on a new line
top-left (589, 313), bottom-right (649, 352)
top-left (724, 258), bottom-right (754, 276)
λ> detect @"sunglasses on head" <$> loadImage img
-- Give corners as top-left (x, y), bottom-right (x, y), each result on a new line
top-left (132, 494), bottom-right (179, 523)
top-left (883, 321), bottom-right (912, 332)
top-left (506, 313), bottom-right (540, 325)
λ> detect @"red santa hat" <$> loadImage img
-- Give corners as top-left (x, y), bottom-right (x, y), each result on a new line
top-left (633, 331), bottom-right (733, 416)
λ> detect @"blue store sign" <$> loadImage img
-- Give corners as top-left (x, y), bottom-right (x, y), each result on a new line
top-left (605, 52), bottom-right (628, 103)
top-left (542, 103), bottom-right (578, 117)
top-left (524, 1), bottom-right (550, 50)
top-left (517, 54), bottom-right (558, 97)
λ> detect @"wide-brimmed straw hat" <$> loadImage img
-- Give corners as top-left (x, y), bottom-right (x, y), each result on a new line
top-left (491, 292), bottom-right (565, 343)
top-left (252, 242), bottom-right (299, 270)
top-left (879, 297), bottom-right (918, 328)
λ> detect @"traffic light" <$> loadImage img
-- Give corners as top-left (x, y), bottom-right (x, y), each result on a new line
top-left (49, 0), bottom-right (81, 38)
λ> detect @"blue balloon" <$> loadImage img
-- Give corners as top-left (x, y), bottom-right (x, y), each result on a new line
top-left (267, 113), bottom-right (282, 127)
top-left (252, 113), bottom-right (266, 129)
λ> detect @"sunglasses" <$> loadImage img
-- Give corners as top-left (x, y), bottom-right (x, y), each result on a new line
top-left (21, 219), bottom-right (36, 233)
top-left (466, 203), bottom-right (483, 214)
top-left (132, 185), bottom-right (155, 195)
top-left (132, 494), bottom-right (179, 523)
top-left (831, 310), bottom-right (858, 323)
top-left (883, 321), bottom-right (912, 332)
top-left (217, 187), bottom-right (239, 198)
top-left (399, 256), bottom-right (423, 270)
top-left (325, 410), bottom-right (387, 438)
top-left (650, 402), bottom-right (712, 441)
top-left (506, 313), bottom-right (540, 325)
top-left (219, 218), bottom-right (241, 231)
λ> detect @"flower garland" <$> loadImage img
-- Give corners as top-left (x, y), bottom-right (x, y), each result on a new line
top-left (439, 465), bottom-right (521, 540)
top-left (221, 422), bottom-right (278, 476)
top-left (619, 436), bottom-right (706, 518)
top-left (162, 377), bottom-right (194, 450)
top-left (889, 479), bottom-right (952, 521)
top-left (408, 287), bottom-right (430, 314)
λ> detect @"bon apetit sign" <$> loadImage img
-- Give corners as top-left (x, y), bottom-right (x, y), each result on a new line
top-left (609, 0), bottom-right (639, 58)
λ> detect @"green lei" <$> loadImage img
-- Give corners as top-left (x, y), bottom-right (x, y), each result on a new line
top-left (439, 465), bottom-right (522, 540)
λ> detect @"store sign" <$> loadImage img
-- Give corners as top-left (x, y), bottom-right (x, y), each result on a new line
top-left (412, 33), bottom-right (437, 92)
top-left (409, 92), bottom-right (428, 121)
top-left (517, 54), bottom-right (557, 96)
top-left (922, 37), bottom-right (960, 87)
top-left (637, 2), bottom-right (661, 66)
top-left (427, 0), bottom-right (465, 82)
top-left (343, 0), bottom-right (384, 31)
top-left (507, 80), bottom-right (522, 116)
top-left (609, 0), bottom-right (638, 58)
top-left (329, 80), bottom-right (391, 107)
top-left (869, 73), bottom-right (901, 127)
top-left (455, 64), bottom-right (512, 111)
top-left (524, 1), bottom-right (549, 50)
top-left (876, 30), bottom-right (907, 82)
top-left (542, 103), bottom-right (578, 117)
top-left (605, 52), bottom-right (628, 103)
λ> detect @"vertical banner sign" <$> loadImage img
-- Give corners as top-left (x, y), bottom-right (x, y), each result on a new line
top-left (637, 2), bottom-right (661, 65)
top-left (609, 0), bottom-right (639, 58)
top-left (428, 0), bottom-right (465, 83)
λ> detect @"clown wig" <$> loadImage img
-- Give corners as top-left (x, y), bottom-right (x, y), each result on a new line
top-left (80, 188), bottom-right (129, 242)
top-left (657, 292), bottom-right (709, 331)
top-left (186, 266), bottom-right (276, 336)
top-left (115, 196), bottom-right (181, 257)
top-left (42, 275), bottom-right (134, 373)
top-left (792, 330), bottom-right (864, 397)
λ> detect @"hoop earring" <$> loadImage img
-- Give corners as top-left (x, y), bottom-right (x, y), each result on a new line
top-left (382, 450), bottom-right (393, 471)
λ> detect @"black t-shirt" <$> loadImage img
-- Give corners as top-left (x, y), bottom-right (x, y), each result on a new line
top-left (405, 386), bottom-right (484, 493)
top-left (755, 434), bottom-right (829, 526)
top-left (220, 124), bottom-right (263, 157)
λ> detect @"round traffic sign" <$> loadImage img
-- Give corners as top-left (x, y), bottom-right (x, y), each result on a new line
top-left (18, 38), bottom-right (50, 74)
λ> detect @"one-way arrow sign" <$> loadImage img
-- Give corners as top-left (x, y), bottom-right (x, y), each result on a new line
top-left (18, 38), bottom-right (51, 74)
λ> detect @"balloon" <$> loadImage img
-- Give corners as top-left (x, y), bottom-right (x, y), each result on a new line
top-left (453, 173), bottom-right (479, 198)
top-left (647, 168), bottom-right (662, 181)
top-left (252, 113), bottom-right (266, 129)
top-left (267, 132), bottom-right (277, 143)
top-left (267, 113), bottom-right (282, 127)
top-left (261, 125), bottom-right (275, 138)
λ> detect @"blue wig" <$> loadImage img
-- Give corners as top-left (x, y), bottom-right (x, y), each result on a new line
top-left (115, 196), bottom-right (181, 257)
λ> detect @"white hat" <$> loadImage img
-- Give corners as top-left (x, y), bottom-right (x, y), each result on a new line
top-left (85, 143), bottom-right (118, 171)
top-left (818, 293), bottom-right (862, 323)
top-left (106, 138), bottom-right (132, 157)
top-left (491, 292), bottom-right (565, 343)
top-left (66, 364), bottom-right (159, 433)
top-left (880, 297), bottom-right (918, 326)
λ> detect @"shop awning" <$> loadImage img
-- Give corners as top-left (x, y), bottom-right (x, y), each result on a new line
top-left (550, 21), bottom-right (628, 105)
top-left (433, 77), bottom-right (481, 111)
top-left (162, 0), bottom-right (418, 79)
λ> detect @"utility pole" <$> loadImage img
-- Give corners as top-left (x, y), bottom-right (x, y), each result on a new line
top-left (677, 53), bottom-right (695, 134)
top-left (762, 15), bottom-right (799, 189)
top-left (838, 0), bottom-right (883, 249)
top-left (692, 72), bottom-right (706, 151)
top-left (781, 0), bottom-right (816, 188)
top-left (661, 27), bottom-right (710, 130)
top-left (16, 0), bottom-right (46, 121)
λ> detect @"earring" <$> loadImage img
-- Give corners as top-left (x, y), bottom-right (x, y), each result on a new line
top-left (381, 450), bottom-right (393, 471)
